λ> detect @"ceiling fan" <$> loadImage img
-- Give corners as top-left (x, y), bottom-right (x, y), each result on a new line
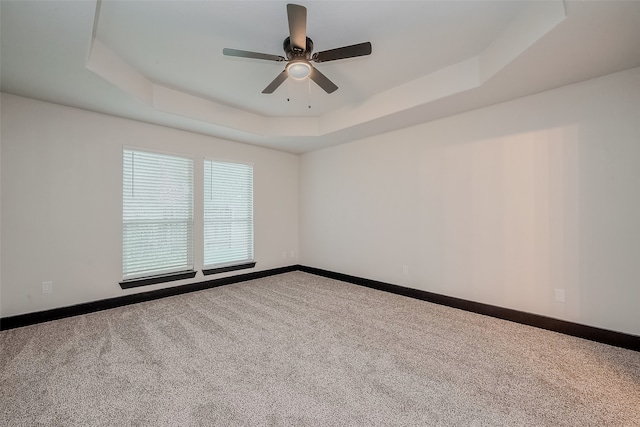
top-left (223, 3), bottom-right (372, 94)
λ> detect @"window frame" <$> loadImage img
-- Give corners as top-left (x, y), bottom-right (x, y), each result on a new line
top-left (120, 147), bottom-right (196, 288)
top-left (202, 158), bottom-right (255, 275)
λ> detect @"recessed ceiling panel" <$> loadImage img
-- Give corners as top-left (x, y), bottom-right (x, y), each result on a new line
top-left (95, 1), bottom-right (525, 117)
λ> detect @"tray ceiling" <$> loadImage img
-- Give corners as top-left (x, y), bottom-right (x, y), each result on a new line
top-left (2, 1), bottom-right (640, 153)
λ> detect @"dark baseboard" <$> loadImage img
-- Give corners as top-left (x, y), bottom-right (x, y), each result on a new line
top-left (3, 264), bottom-right (638, 352)
top-left (298, 265), bottom-right (640, 352)
top-left (0, 265), bottom-right (298, 331)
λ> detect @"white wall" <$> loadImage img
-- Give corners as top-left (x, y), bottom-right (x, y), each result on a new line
top-left (0, 94), bottom-right (3, 318)
top-left (3, 68), bottom-right (640, 337)
top-left (0, 94), bottom-right (299, 317)
top-left (300, 67), bottom-right (640, 336)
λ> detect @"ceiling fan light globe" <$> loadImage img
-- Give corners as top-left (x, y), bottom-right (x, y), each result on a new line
top-left (286, 61), bottom-right (311, 80)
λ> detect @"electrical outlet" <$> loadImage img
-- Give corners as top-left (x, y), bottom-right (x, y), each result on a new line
top-left (554, 288), bottom-right (565, 303)
top-left (289, 251), bottom-right (295, 258)
top-left (282, 251), bottom-right (287, 259)
top-left (42, 281), bottom-right (53, 294)
top-left (402, 265), bottom-right (409, 276)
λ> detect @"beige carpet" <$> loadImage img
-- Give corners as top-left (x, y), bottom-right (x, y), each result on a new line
top-left (1, 271), bottom-right (639, 426)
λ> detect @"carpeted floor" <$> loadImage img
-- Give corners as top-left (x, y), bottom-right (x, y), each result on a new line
top-left (1, 271), bottom-right (639, 426)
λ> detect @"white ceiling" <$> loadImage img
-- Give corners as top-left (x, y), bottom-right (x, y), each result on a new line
top-left (2, 1), bottom-right (640, 153)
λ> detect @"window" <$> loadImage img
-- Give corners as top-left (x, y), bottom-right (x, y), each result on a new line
top-left (121, 149), bottom-right (195, 286)
top-left (203, 160), bottom-right (254, 274)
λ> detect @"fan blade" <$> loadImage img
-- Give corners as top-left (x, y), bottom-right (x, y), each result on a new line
top-left (223, 48), bottom-right (285, 62)
top-left (287, 4), bottom-right (307, 51)
top-left (262, 70), bottom-right (289, 94)
top-left (310, 66), bottom-right (338, 94)
top-left (312, 42), bottom-right (372, 63)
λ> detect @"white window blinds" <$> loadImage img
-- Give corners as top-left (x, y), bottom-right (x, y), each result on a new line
top-left (123, 149), bottom-right (194, 280)
top-left (204, 160), bottom-right (254, 268)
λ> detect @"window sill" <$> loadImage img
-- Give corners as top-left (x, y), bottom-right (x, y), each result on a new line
top-left (119, 270), bottom-right (197, 289)
top-left (202, 262), bottom-right (256, 276)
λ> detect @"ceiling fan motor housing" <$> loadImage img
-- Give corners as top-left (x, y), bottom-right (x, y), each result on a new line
top-left (284, 36), bottom-right (314, 60)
